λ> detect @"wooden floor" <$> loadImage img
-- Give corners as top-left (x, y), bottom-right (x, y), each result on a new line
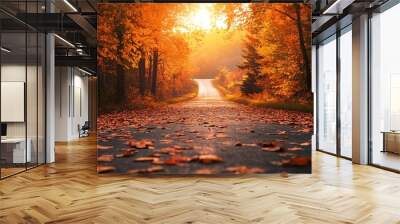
top-left (0, 137), bottom-right (400, 224)
top-left (372, 150), bottom-right (400, 171)
top-left (1, 167), bottom-right (26, 178)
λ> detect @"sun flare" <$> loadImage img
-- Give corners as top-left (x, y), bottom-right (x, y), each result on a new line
top-left (175, 4), bottom-right (227, 32)
top-left (192, 5), bottom-right (212, 30)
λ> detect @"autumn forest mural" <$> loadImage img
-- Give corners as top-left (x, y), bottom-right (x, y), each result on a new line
top-left (97, 3), bottom-right (313, 175)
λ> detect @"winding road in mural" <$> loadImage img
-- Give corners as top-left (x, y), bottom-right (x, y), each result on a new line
top-left (97, 79), bottom-right (313, 175)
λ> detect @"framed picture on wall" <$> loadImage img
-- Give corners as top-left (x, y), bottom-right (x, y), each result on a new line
top-left (97, 3), bottom-right (313, 175)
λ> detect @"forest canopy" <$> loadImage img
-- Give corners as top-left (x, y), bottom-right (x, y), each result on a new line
top-left (97, 3), bottom-right (311, 112)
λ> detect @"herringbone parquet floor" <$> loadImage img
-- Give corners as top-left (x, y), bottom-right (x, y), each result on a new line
top-left (1, 136), bottom-right (399, 224)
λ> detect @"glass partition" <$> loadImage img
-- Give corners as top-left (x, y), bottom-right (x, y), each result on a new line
top-left (339, 26), bottom-right (352, 158)
top-left (1, 31), bottom-right (28, 177)
top-left (27, 30), bottom-right (38, 169)
top-left (370, 3), bottom-right (400, 171)
top-left (0, 1), bottom-right (46, 179)
top-left (38, 32), bottom-right (46, 165)
top-left (317, 35), bottom-right (337, 154)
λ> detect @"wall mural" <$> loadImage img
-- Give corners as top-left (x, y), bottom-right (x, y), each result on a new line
top-left (97, 3), bottom-right (313, 175)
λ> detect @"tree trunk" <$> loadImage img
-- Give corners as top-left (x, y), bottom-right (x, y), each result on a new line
top-left (151, 49), bottom-right (159, 96)
top-left (294, 4), bottom-right (311, 92)
top-left (139, 54), bottom-right (146, 96)
top-left (99, 63), bottom-right (105, 112)
top-left (147, 54), bottom-right (152, 93)
top-left (172, 74), bottom-right (177, 96)
top-left (116, 30), bottom-right (126, 105)
top-left (116, 64), bottom-right (126, 103)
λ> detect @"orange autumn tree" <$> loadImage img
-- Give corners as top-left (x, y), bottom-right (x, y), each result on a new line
top-left (243, 3), bottom-right (311, 101)
top-left (157, 33), bottom-right (194, 98)
top-left (98, 4), bottom-right (194, 111)
top-left (211, 3), bottom-right (311, 104)
top-left (98, 4), bottom-right (143, 105)
top-left (98, 3), bottom-right (312, 112)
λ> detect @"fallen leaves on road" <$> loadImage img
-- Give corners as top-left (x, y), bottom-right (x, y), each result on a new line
top-left (115, 149), bottom-right (137, 158)
top-left (97, 166), bottom-right (116, 173)
top-left (300, 142), bottom-right (311, 146)
top-left (276, 130), bottom-right (287, 135)
top-left (195, 154), bottom-right (223, 164)
top-left (260, 141), bottom-right (282, 152)
top-left (160, 139), bottom-right (173, 144)
top-left (97, 145), bottom-right (113, 150)
top-left (287, 147), bottom-right (303, 151)
top-left (215, 133), bottom-right (228, 138)
top-left (242, 143), bottom-right (258, 147)
top-left (97, 154), bottom-right (114, 162)
top-left (162, 155), bottom-right (193, 165)
top-left (128, 139), bottom-right (154, 149)
top-left (97, 95), bottom-right (313, 175)
top-left (193, 146), bottom-right (216, 154)
top-left (270, 160), bottom-right (289, 166)
top-left (134, 157), bottom-right (158, 162)
top-left (283, 157), bottom-right (311, 166)
top-left (159, 147), bottom-right (181, 155)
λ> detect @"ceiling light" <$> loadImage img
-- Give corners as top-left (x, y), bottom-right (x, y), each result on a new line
top-left (54, 34), bottom-right (75, 48)
top-left (63, 0), bottom-right (78, 12)
top-left (76, 48), bottom-right (85, 55)
top-left (78, 67), bottom-right (93, 76)
top-left (322, 0), bottom-right (355, 15)
top-left (323, 1), bottom-right (341, 14)
top-left (1, 47), bottom-right (11, 53)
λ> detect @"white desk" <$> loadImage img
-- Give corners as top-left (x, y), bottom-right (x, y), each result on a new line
top-left (1, 138), bottom-right (31, 163)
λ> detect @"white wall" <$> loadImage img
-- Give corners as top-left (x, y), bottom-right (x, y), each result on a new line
top-left (72, 73), bottom-right (89, 138)
top-left (1, 64), bottom-right (42, 138)
top-left (1, 64), bottom-right (26, 138)
top-left (55, 67), bottom-right (89, 141)
top-left (55, 66), bottom-right (70, 141)
top-left (1, 63), bottom-right (46, 164)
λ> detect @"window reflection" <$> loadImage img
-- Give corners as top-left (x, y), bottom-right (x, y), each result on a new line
top-left (371, 3), bottom-right (400, 171)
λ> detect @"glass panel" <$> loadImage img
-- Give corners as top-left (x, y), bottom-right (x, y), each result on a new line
top-left (317, 36), bottom-right (337, 154)
top-left (1, 31), bottom-right (27, 177)
top-left (27, 31), bottom-right (38, 169)
top-left (26, 0), bottom-right (39, 169)
top-left (339, 28), bottom-right (352, 158)
top-left (371, 4), bottom-right (400, 171)
top-left (0, 1), bottom-right (46, 178)
top-left (38, 33), bottom-right (45, 165)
